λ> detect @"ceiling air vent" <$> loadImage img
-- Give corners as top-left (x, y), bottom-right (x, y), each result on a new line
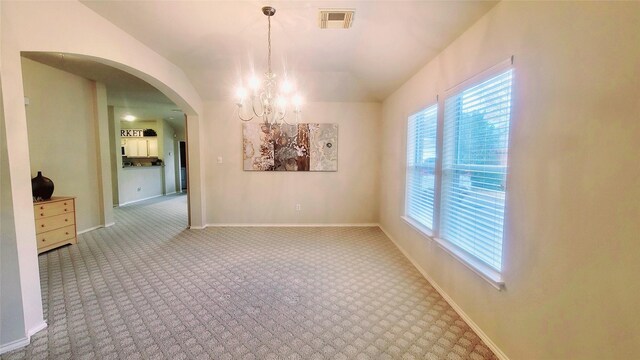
top-left (319, 9), bottom-right (355, 29)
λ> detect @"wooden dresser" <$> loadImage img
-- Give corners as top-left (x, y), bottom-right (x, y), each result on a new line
top-left (33, 196), bottom-right (77, 254)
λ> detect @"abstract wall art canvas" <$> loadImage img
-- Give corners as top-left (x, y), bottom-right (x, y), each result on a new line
top-left (243, 123), bottom-right (338, 171)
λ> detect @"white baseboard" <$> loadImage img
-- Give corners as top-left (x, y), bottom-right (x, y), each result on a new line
top-left (77, 225), bottom-right (103, 235)
top-left (165, 191), bottom-right (177, 196)
top-left (378, 225), bottom-right (509, 360)
top-left (0, 336), bottom-right (29, 355)
top-left (77, 222), bottom-right (115, 235)
top-left (0, 321), bottom-right (47, 355)
top-left (189, 225), bottom-right (206, 230)
top-left (27, 321), bottom-right (47, 337)
top-left (119, 194), bottom-right (163, 206)
top-left (205, 223), bottom-right (380, 228)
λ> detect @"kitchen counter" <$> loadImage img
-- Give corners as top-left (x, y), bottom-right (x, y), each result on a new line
top-left (122, 165), bottom-right (164, 169)
top-left (118, 165), bottom-right (164, 205)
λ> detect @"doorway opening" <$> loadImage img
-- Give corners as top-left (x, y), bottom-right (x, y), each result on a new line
top-left (20, 52), bottom-right (192, 234)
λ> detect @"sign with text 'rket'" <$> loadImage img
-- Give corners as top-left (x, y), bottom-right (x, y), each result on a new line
top-left (121, 129), bottom-right (144, 137)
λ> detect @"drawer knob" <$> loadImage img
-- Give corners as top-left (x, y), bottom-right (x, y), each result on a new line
top-left (41, 224), bottom-right (45, 228)
top-left (42, 239), bottom-right (45, 242)
top-left (40, 213), bottom-right (44, 216)
top-left (65, 232), bottom-right (69, 235)
top-left (65, 219), bottom-right (68, 222)
top-left (64, 209), bottom-right (68, 211)
top-left (40, 206), bottom-right (44, 210)
top-left (64, 202), bottom-right (67, 205)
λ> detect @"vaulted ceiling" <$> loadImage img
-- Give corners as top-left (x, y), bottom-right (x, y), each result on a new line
top-left (80, 0), bottom-right (498, 103)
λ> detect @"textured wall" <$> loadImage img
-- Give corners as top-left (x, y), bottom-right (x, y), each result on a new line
top-left (1, 0), bottom-right (204, 347)
top-left (204, 101), bottom-right (381, 225)
top-left (21, 57), bottom-right (103, 232)
top-left (0, 76), bottom-right (28, 350)
top-left (380, 2), bottom-right (640, 359)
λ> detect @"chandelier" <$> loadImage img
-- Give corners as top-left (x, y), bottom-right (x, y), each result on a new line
top-left (235, 6), bottom-right (302, 124)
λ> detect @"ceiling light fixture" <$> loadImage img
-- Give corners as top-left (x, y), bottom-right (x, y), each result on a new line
top-left (235, 6), bottom-right (302, 124)
top-left (123, 114), bottom-right (136, 121)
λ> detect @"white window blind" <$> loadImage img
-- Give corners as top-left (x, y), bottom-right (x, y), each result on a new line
top-left (406, 104), bottom-right (438, 230)
top-left (441, 69), bottom-right (513, 271)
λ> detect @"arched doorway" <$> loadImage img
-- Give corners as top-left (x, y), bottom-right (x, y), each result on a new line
top-left (0, 1), bottom-right (205, 350)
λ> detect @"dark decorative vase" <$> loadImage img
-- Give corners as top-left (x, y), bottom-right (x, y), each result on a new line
top-left (31, 171), bottom-right (54, 201)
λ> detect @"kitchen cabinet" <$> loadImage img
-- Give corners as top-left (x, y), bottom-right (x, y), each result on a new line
top-left (148, 138), bottom-right (158, 157)
top-left (34, 196), bottom-right (77, 253)
top-left (137, 139), bottom-right (148, 157)
top-left (122, 138), bottom-right (158, 158)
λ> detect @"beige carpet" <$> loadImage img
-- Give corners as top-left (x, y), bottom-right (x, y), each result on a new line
top-left (3, 194), bottom-right (497, 359)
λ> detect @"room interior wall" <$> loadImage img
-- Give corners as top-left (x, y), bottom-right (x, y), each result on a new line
top-left (118, 119), bottom-right (172, 204)
top-left (379, 2), bottom-right (640, 359)
top-left (21, 57), bottom-right (103, 233)
top-left (162, 119), bottom-right (177, 194)
top-left (0, 0), bottom-right (205, 350)
top-left (107, 106), bottom-right (119, 206)
top-left (92, 82), bottom-right (114, 227)
top-left (204, 101), bottom-right (380, 225)
top-left (0, 77), bottom-right (29, 351)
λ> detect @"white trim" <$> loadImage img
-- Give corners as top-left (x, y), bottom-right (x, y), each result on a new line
top-left (402, 216), bottom-right (504, 289)
top-left (205, 223), bottom-right (380, 228)
top-left (77, 225), bottom-right (103, 235)
top-left (402, 216), bottom-right (434, 238)
top-left (431, 236), bottom-right (504, 290)
top-left (445, 56), bottom-right (514, 96)
top-left (189, 225), bottom-right (206, 230)
top-left (165, 191), bottom-right (177, 196)
top-left (0, 321), bottom-right (48, 355)
top-left (118, 194), bottom-right (164, 206)
top-left (378, 225), bottom-right (510, 360)
top-left (77, 222), bottom-right (115, 235)
top-left (27, 321), bottom-right (47, 337)
top-left (0, 337), bottom-right (30, 355)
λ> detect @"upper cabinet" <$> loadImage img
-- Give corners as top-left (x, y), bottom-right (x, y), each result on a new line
top-left (122, 138), bottom-right (158, 158)
top-left (148, 138), bottom-right (159, 157)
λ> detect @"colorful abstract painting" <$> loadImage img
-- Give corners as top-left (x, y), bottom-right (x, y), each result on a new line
top-left (243, 123), bottom-right (338, 171)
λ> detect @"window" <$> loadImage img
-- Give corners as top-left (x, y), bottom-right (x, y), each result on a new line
top-left (404, 61), bottom-right (513, 288)
top-left (441, 69), bottom-right (513, 273)
top-left (405, 105), bottom-right (438, 230)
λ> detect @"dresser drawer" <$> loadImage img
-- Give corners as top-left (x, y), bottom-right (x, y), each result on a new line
top-left (33, 199), bottom-right (75, 219)
top-left (37, 225), bottom-right (76, 249)
top-left (35, 212), bottom-right (75, 234)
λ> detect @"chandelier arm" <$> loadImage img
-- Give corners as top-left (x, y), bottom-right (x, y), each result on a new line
top-left (280, 108), bottom-right (292, 125)
top-left (237, 105), bottom-right (254, 122)
top-left (251, 94), bottom-right (266, 118)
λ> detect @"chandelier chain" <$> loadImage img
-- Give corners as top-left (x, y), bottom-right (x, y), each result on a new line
top-left (267, 14), bottom-right (272, 74)
top-left (235, 6), bottom-right (301, 124)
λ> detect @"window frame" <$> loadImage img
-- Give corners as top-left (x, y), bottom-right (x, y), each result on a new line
top-left (403, 57), bottom-right (514, 290)
top-left (404, 103), bottom-right (439, 233)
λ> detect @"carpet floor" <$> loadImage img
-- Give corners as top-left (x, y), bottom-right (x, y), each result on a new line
top-left (3, 194), bottom-right (497, 360)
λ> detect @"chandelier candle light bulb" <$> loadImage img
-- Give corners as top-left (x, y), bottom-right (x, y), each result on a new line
top-left (235, 6), bottom-right (302, 124)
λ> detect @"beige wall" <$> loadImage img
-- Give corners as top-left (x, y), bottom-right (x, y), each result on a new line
top-left (21, 57), bottom-right (103, 232)
top-left (0, 75), bottom-right (29, 351)
top-left (204, 101), bottom-right (380, 225)
top-left (118, 167), bottom-right (163, 205)
top-left (162, 120), bottom-right (177, 194)
top-left (380, 2), bottom-right (640, 359)
top-left (0, 0), bottom-right (204, 349)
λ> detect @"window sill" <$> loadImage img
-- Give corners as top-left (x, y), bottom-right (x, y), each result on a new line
top-left (401, 216), bottom-right (505, 291)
